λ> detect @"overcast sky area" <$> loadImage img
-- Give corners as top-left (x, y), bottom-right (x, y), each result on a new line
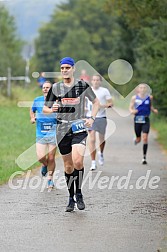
top-left (2, 0), bottom-right (66, 41)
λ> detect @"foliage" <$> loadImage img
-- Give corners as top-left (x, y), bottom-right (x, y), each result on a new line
top-left (34, 0), bottom-right (167, 116)
top-left (0, 4), bottom-right (24, 76)
top-left (35, 0), bottom-right (121, 74)
top-left (104, 0), bottom-right (167, 116)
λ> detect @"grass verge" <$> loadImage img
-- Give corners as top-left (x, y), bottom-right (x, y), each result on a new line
top-left (151, 115), bottom-right (167, 151)
top-left (0, 84), bottom-right (41, 184)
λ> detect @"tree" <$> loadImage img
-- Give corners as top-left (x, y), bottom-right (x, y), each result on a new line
top-left (0, 4), bottom-right (24, 76)
top-left (34, 0), bottom-right (167, 116)
top-left (104, 0), bottom-right (167, 116)
top-left (34, 0), bottom-right (122, 74)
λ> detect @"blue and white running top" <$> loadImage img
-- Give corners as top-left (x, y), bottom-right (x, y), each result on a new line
top-left (135, 95), bottom-right (151, 116)
top-left (31, 96), bottom-right (57, 138)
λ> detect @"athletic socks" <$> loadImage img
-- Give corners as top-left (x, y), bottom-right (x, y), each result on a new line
top-left (74, 168), bottom-right (84, 194)
top-left (143, 143), bottom-right (148, 157)
top-left (65, 171), bottom-right (75, 198)
top-left (65, 168), bottom-right (84, 197)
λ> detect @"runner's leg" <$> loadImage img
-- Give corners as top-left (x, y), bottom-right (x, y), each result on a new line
top-left (72, 143), bottom-right (86, 210)
top-left (36, 143), bottom-right (48, 166)
top-left (99, 133), bottom-right (105, 154)
top-left (47, 144), bottom-right (56, 177)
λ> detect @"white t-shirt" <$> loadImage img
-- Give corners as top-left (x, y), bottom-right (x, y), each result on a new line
top-left (86, 86), bottom-right (112, 118)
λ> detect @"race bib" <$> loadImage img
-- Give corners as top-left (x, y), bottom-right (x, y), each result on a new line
top-left (135, 115), bottom-right (146, 124)
top-left (71, 120), bottom-right (86, 133)
top-left (61, 98), bottom-right (80, 105)
top-left (41, 122), bottom-right (54, 132)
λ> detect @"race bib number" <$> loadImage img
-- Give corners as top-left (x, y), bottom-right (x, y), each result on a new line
top-left (135, 115), bottom-right (146, 124)
top-left (61, 97), bottom-right (80, 105)
top-left (71, 120), bottom-right (86, 133)
top-left (41, 122), bottom-right (54, 132)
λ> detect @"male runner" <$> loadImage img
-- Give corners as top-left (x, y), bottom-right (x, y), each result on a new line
top-left (30, 81), bottom-right (57, 188)
top-left (43, 57), bottom-right (99, 211)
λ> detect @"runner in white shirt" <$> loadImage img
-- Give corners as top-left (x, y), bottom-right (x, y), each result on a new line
top-left (86, 74), bottom-right (113, 170)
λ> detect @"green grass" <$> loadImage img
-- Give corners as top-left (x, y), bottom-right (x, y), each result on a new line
top-left (151, 116), bottom-right (167, 150)
top-left (0, 84), bottom-right (42, 184)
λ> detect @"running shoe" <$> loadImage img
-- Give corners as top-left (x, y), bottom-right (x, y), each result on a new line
top-left (76, 193), bottom-right (85, 210)
top-left (90, 163), bottom-right (97, 171)
top-left (47, 179), bottom-right (54, 189)
top-left (98, 151), bottom-right (104, 166)
top-left (41, 165), bottom-right (47, 176)
top-left (133, 137), bottom-right (138, 145)
top-left (142, 158), bottom-right (147, 165)
top-left (66, 197), bottom-right (76, 212)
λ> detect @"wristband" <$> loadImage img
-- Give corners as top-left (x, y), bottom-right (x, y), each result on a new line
top-left (90, 116), bottom-right (95, 121)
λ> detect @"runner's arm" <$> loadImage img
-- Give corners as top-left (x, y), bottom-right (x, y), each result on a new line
top-left (43, 85), bottom-right (57, 114)
top-left (100, 98), bottom-right (113, 108)
top-left (91, 97), bottom-right (100, 118)
top-left (84, 83), bottom-right (99, 125)
top-left (129, 96), bottom-right (138, 115)
top-left (84, 97), bottom-right (100, 128)
top-left (30, 108), bottom-right (36, 124)
top-left (43, 105), bottom-right (53, 114)
top-left (150, 95), bottom-right (158, 114)
top-left (100, 89), bottom-right (113, 108)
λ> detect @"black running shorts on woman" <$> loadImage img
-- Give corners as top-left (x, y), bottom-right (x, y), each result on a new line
top-left (134, 117), bottom-right (150, 138)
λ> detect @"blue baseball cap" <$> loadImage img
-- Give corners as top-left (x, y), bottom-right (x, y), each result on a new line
top-left (60, 57), bottom-right (75, 66)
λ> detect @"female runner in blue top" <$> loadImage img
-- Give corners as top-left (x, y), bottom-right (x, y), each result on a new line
top-left (129, 83), bottom-right (158, 164)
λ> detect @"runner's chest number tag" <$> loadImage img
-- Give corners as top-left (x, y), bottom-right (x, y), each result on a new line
top-left (135, 115), bottom-right (146, 123)
top-left (41, 122), bottom-right (54, 132)
top-left (71, 120), bottom-right (86, 133)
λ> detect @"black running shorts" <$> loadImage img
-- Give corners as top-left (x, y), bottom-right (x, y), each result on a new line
top-left (134, 117), bottom-right (150, 138)
top-left (57, 131), bottom-right (88, 155)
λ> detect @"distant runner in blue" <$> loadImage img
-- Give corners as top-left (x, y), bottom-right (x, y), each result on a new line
top-left (30, 81), bottom-right (57, 189)
top-left (129, 83), bottom-right (158, 164)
